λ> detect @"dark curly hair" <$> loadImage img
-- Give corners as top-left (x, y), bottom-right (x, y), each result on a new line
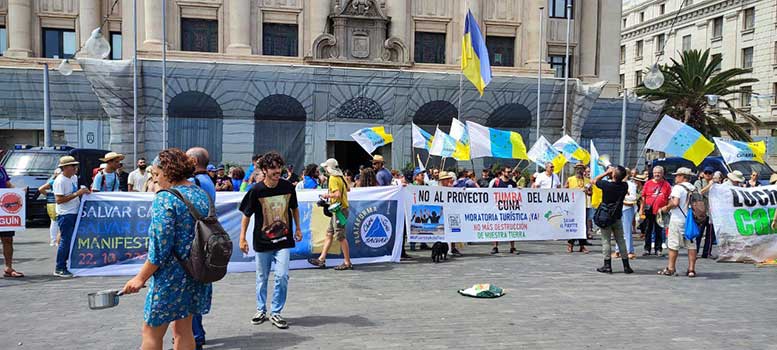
top-left (258, 152), bottom-right (285, 171)
top-left (156, 148), bottom-right (195, 183)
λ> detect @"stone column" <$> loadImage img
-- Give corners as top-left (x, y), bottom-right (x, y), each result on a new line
top-left (226, 0), bottom-right (251, 55)
top-left (78, 0), bottom-right (102, 57)
top-left (386, 0), bottom-right (408, 40)
top-left (143, 0), bottom-right (163, 50)
top-left (306, 0), bottom-right (330, 57)
top-left (5, 0), bottom-right (33, 58)
top-left (597, 0), bottom-right (622, 84)
top-left (578, 0), bottom-right (598, 79)
top-left (523, 0), bottom-right (545, 69)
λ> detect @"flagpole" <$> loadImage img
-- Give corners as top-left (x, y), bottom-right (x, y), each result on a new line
top-left (561, 2), bottom-right (572, 182)
top-left (536, 6), bottom-right (544, 174)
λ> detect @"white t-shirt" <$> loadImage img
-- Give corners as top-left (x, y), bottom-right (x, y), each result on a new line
top-left (128, 169), bottom-right (149, 191)
top-left (624, 180), bottom-right (638, 206)
top-left (534, 172), bottom-right (560, 189)
top-left (669, 182), bottom-right (694, 223)
top-left (53, 174), bottom-right (80, 215)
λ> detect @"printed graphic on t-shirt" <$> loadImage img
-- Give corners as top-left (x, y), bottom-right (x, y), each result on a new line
top-left (259, 194), bottom-right (291, 242)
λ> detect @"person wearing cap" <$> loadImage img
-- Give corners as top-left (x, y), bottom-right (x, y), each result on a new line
top-left (308, 158), bottom-right (353, 270)
top-left (206, 164), bottom-right (218, 184)
top-left (640, 165), bottom-right (671, 256)
top-left (53, 156), bottom-right (90, 277)
top-left (92, 152), bottom-right (125, 192)
top-left (37, 168), bottom-right (63, 246)
top-left (372, 155), bottom-right (393, 186)
top-left (412, 168), bottom-right (426, 186)
top-left (694, 166), bottom-right (717, 258)
top-left (723, 170), bottom-right (744, 187)
top-left (657, 167), bottom-right (698, 277)
top-left (214, 165), bottom-right (233, 192)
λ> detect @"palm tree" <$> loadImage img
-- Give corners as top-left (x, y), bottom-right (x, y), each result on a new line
top-left (635, 49), bottom-right (760, 141)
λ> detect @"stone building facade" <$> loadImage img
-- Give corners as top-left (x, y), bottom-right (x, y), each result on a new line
top-left (620, 0), bottom-right (777, 160)
top-left (0, 0), bottom-right (636, 171)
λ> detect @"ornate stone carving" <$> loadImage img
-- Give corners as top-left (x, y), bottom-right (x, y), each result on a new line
top-left (309, 0), bottom-right (410, 67)
top-left (335, 97), bottom-right (384, 120)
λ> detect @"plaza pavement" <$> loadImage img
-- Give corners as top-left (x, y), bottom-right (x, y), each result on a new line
top-left (2, 227), bottom-right (777, 350)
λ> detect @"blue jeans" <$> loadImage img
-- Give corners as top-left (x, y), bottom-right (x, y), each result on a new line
top-left (55, 214), bottom-right (77, 271)
top-left (616, 206), bottom-right (635, 254)
top-left (193, 313), bottom-right (205, 344)
top-left (256, 248), bottom-right (291, 315)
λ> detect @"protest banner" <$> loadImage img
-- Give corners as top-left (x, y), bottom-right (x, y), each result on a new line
top-left (405, 186), bottom-right (586, 242)
top-left (69, 186), bottom-right (404, 276)
top-left (0, 189), bottom-right (26, 230)
top-left (709, 185), bottom-right (777, 262)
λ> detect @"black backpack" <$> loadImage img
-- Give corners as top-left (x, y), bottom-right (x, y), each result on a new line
top-left (161, 188), bottom-right (232, 283)
top-left (593, 202), bottom-right (620, 228)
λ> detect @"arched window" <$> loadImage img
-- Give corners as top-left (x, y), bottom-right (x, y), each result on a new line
top-left (335, 97), bottom-right (384, 119)
top-left (488, 103), bottom-right (532, 129)
top-left (254, 94), bottom-right (307, 168)
top-left (168, 91), bottom-right (223, 162)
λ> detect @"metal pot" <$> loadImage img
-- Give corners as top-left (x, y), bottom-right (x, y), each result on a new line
top-left (87, 289), bottom-right (124, 310)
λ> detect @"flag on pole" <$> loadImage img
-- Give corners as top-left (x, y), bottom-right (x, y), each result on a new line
top-left (429, 128), bottom-right (457, 158)
top-left (527, 136), bottom-right (566, 173)
top-left (644, 115), bottom-right (714, 166)
top-left (713, 137), bottom-right (766, 164)
top-left (590, 141), bottom-right (603, 208)
top-left (449, 118), bottom-right (471, 161)
top-left (466, 121), bottom-right (528, 159)
top-left (350, 126), bottom-right (394, 154)
top-left (412, 123), bottom-right (434, 150)
top-left (553, 135), bottom-right (591, 165)
top-left (461, 10), bottom-right (492, 96)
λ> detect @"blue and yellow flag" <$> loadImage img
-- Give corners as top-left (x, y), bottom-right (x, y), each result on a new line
top-left (466, 121), bottom-right (528, 160)
top-left (351, 126), bottom-right (394, 154)
top-left (462, 10), bottom-right (492, 96)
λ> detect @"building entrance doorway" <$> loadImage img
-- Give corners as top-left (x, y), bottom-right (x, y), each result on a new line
top-left (327, 141), bottom-right (391, 175)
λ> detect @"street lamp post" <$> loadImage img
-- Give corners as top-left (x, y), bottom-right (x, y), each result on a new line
top-left (43, 63), bottom-right (52, 147)
top-left (620, 89), bottom-right (637, 165)
top-left (536, 6), bottom-right (544, 173)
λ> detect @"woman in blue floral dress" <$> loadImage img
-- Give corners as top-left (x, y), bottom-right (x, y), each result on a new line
top-left (123, 148), bottom-right (213, 350)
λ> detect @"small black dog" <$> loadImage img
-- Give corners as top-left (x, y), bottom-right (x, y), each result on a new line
top-left (431, 241), bottom-right (448, 263)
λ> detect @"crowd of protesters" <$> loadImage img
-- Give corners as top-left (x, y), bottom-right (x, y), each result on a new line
top-left (3, 143), bottom-right (777, 350)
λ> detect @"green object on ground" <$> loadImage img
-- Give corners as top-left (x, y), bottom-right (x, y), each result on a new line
top-left (457, 284), bottom-right (505, 298)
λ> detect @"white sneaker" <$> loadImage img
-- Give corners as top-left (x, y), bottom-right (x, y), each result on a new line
top-left (49, 240), bottom-right (57, 246)
top-left (662, 243), bottom-right (668, 250)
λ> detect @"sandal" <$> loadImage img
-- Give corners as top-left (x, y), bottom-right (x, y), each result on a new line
top-left (657, 267), bottom-right (676, 276)
top-left (580, 246), bottom-right (590, 254)
top-left (686, 270), bottom-right (696, 278)
top-left (334, 264), bottom-right (353, 271)
top-left (3, 269), bottom-right (24, 278)
top-left (307, 258), bottom-right (326, 269)
top-left (567, 243), bottom-right (573, 253)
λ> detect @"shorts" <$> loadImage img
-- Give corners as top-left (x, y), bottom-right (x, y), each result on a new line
top-left (586, 208), bottom-right (595, 220)
top-left (667, 220), bottom-right (695, 251)
top-left (0, 231), bottom-right (15, 238)
top-left (326, 207), bottom-right (349, 241)
top-left (47, 203), bottom-right (57, 221)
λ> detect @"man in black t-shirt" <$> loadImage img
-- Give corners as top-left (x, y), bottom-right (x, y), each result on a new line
top-left (477, 169), bottom-right (492, 188)
top-left (591, 166), bottom-right (632, 274)
top-left (239, 152), bottom-right (302, 329)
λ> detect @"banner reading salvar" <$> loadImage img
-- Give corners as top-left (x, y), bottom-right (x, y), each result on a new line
top-left (709, 185), bottom-right (777, 262)
top-left (405, 186), bottom-right (586, 243)
top-left (69, 187), bottom-right (404, 276)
